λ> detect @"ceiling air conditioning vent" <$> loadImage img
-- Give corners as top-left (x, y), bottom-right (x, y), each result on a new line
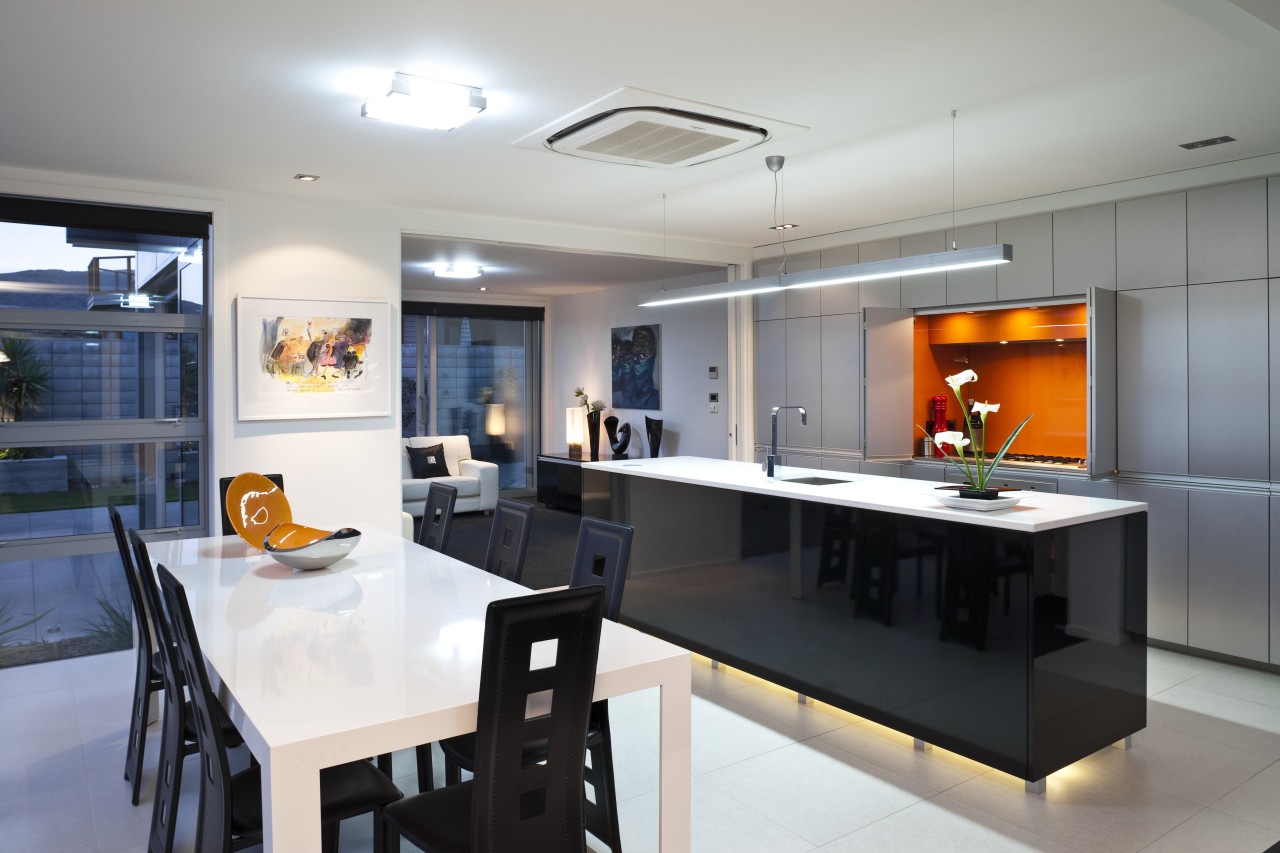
top-left (545, 108), bottom-right (769, 168)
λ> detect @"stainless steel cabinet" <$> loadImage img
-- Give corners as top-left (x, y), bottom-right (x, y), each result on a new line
top-left (1187, 279), bottom-right (1268, 481)
top-left (1117, 287), bottom-right (1188, 475)
top-left (1117, 192), bottom-right (1187, 290)
top-left (1187, 180), bottom-right (1268, 285)
top-left (820, 313), bottom-right (860, 451)
top-left (1188, 488), bottom-right (1269, 661)
top-left (1053, 203), bottom-right (1117, 295)
top-left (946, 223), bottom-right (998, 304)
top-left (1119, 482), bottom-right (1188, 645)
top-left (996, 214), bottom-right (1052, 300)
top-left (1057, 477), bottom-right (1117, 499)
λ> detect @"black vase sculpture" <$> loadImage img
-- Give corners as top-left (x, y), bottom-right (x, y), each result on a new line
top-left (605, 416), bottom-right (631, 459)
top-left (645, 416), bottom-right (663, 458)
top-left (586, 410), bottom-right (602, 462)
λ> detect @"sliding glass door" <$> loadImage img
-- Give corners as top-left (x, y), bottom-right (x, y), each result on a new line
top-left (401, 303), bottom-right (541, 489)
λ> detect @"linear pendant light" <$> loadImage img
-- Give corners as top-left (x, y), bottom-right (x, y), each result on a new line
top-left (638, 243), bottom-right (1011, 307)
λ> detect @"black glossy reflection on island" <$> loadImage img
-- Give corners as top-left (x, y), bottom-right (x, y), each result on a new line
top-left (583, 470), bottom-right (1147, 784)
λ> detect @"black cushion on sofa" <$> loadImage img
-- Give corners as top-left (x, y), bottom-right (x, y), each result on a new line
top-left (408, 444), bottom-right (451, 479)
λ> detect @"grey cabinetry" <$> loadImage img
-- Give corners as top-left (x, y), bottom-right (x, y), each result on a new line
top-left (784, 251), bottom-right (822, 318)
top-left (785, 316), bottom-right (822, 447)
top-left (1271, 280), bottom-right (1280, 481)
top-left (942, 468), bottom-right (1058, 493)
top-left (946, 223), bottom-right (998, 305)
top-left (1117, 192), bottom-right (1187, 290)
top-left (819, 244), bottom-right (862, 315)
top-left (1119, 482), bottom-right (1188, 645)
top-left (1271, 178), bottom-right (1280, 278)
top-left (996, 214), bottom-right (1052, 300)
top-left (1053, 204), bottom-right (1116, 296)
top-left (754, 319), bottom-right (786, 445)
top-left (857, 238), bottom-right (903, 308)
top-left (1188, 489), bottom-right (1269, 661)
top-left (820, 313), bottom-right (860, 451)
top-left (1187, 180), bottom-right (1268, 285)
top-left (1273, 497), bottom-right (1280, 663)
top-left (1116, 288), bottom-right (1188, 475)
top-left (901, 231), bottom-right (948, 308)
top-left (1187, 280), bottom-right (1268, 481)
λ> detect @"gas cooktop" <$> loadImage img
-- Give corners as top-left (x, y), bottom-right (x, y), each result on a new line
top-left (1000, 453), bottom-right (1087, 469)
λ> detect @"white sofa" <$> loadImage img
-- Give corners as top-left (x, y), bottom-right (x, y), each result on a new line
top-left (402, 435), bottom-right (499, 517)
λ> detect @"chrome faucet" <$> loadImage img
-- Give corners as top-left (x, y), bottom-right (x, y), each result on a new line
top-left (765, 405), bottom-right (807, 479)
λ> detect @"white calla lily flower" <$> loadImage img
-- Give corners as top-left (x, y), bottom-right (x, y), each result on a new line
top-left (971, 401), bottom-right (1000, 414)
top-left (945, 369), bottom-right (977, 389)
top-left (933, 431), bottom-right (970, 448)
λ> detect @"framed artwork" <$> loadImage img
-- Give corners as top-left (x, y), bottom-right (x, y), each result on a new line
top-left (611, 324), bottom-right (660, 410)
top-left (235, 296), bottom-right (391, 421)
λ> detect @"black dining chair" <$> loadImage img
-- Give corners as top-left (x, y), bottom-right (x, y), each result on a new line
top-left (157, 563), bottom-right (402, 853)
top-left (383, 586), bottom-right (606, 853)
top-left (218, 473), bottom-right (285, 536)
top-left (129, 529), bottom-right (247, 853)
top-left (481, 497), bottom-right (535, 583)
top-left (416, 482), bottom-right (457, 552)
top-left (439, 517), bottom-right (633, 853)
top-left (109, 505), bottom-right (163, 807)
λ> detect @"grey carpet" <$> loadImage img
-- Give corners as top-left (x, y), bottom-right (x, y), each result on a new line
top-left (443, 503), bottom-right (583, 590)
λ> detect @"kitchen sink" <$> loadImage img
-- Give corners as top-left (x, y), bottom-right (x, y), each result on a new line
top-left (780, 476), bottom-right (849, 486)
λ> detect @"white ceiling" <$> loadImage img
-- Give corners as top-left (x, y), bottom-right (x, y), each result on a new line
top-left (4, 0), bottom-right (1280, 293)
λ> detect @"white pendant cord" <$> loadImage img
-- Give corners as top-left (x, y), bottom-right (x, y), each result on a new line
top-left (951, 109), bottom-right (957, 251)
top-left (773, 166), bottom-right (790, 277)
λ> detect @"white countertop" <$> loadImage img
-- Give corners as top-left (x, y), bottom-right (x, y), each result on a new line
top-left (583, 456), bottom-right (1145, 532)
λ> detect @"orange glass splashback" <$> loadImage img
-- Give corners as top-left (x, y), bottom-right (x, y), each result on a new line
top-left (913, 304), bottom-right (1087, 458)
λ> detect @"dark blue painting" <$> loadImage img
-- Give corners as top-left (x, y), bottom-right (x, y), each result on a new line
top-left (611, 324), bottom-right (660, 410)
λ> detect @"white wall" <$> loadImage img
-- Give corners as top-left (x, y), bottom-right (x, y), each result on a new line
top-left (548, 273), bottom-right (733, 460)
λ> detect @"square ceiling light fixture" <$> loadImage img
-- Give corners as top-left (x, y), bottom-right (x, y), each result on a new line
top-left (362, 73), bottom-right (487, 131)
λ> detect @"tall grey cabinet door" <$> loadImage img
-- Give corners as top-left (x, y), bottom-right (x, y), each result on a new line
top-left (1188, 280), bottom-right (1268, 481)
top-left (1087, 287), bottom-right (1117, 479)
top-left (1187, 180), bottom-right (1268, 285)
top-left (786, 316), bottom-right (822, 447)
top-left (1118, 482), bottom-right (1188, 645)
top-left (946, 224), bottom-right (998, 305)
top-left (996, 214), bottom-right (1052, 301)
top-left (1116, 288), bottom-right (1188, 475)
top-left (858, 238), bottom-right (903, 308)
top-left (819, 244), bottom-right (861, 316)
top-left (1273, 497), bottom-right (1280, 664)
top-left (821, 313), bottom-right (860, 451)
top-left (1117, 192), bottom-right (1187, 290)
top-left (1271, 178), bottom-right (1280, 278)
top-left (1188, 489), bottom-right (1269, 662)
top-left (862, 308), bottom-right (914, 459)
top-left (754, 319), bottom-right (786, 447)
top-left (1271, 280), bottom-right (1280, 482)
top-left (1053, 204), bottom-right (1116, 296)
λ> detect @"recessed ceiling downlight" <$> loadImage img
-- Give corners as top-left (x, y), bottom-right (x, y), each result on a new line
top-left (1178, 135), bottom-right (1235, 150)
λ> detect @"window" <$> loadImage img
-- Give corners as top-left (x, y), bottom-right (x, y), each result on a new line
top-left (0, 196), bottom-right (209, 667)
top-left (401, 303), bottom-right (542, 489)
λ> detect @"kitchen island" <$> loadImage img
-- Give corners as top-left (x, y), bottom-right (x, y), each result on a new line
top-left (582, 456), bottom-right (1148, 789)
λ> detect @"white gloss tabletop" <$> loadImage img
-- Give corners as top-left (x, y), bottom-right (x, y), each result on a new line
top-left (584, 456), bottom-right (1147, 533)
top-left (146, 525), bottom-right (691, 778)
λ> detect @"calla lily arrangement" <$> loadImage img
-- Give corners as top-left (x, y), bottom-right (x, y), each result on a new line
top-left (919, 369), bottom-right (1033, 492)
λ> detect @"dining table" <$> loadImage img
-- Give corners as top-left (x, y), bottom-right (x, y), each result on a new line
top-left (146, 524), bottom-right (692, 852)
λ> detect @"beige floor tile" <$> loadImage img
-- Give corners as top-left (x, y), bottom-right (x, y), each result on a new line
top-left (946, 762), bottom-right (1202, 853)
top-left (817, 720), bottom-right (990, 795)
top-left (1140, 807), bottom-right (1280, 852)
top-left (1211, 760), bottom-right (1280, 833)
top-left (1080, 724), bottom-right (1274, 806)
top-left (822, 793), bottom-right (1080, 852)
top-left (1147, 685), bottom-right (1280, 760)
top-left (700, 739), bottom-right (933, 847)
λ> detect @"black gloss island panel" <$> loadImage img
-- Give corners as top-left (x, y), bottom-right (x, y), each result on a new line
top-left (583, 463), bottom-right (1147, 784)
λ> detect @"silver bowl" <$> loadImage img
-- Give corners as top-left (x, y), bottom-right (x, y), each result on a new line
top-left (264, 527), bottom-right (362, 571)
